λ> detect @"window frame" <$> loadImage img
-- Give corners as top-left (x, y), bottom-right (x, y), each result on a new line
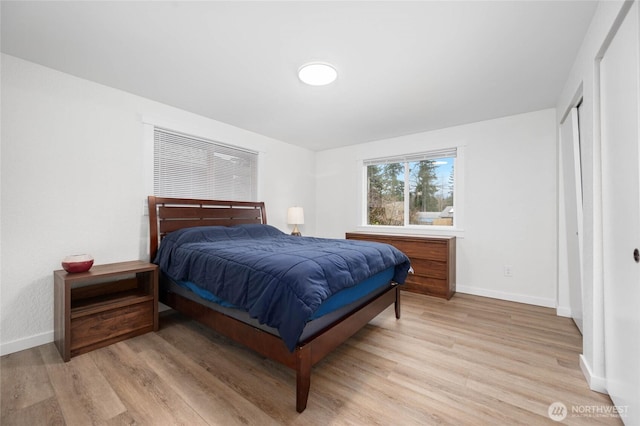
top-left (357, 146), bottom-right (465, 237)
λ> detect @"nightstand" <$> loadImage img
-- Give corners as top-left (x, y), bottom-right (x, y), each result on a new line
top-left (53, 260), bottom-right (158, 361)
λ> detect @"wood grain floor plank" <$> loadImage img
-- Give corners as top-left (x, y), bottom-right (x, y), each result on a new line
top-left (386, 365), bottom-right (536, 426)
top-left (0, 396), bottom-right (65, 426)
top-left (89, 341), bottom-right (208, 425)
top-left (133, 331), bottom-right (280, 426)
top-left (0, 347), bottom-right (55, 420)
top-left (152, 317), bottom-right (300, 423)
top-left (38, 343), bottom-right (126, 425)
top-left (314, 351), bottom-right (476, 425)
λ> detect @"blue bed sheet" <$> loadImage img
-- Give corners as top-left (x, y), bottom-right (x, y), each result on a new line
top-left (154, 224), bottom-right (410, 351)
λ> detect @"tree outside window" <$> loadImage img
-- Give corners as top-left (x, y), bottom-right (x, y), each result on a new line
top-left (367, 163), bottom-right (405, 225)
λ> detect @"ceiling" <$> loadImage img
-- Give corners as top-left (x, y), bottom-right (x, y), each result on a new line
top-left (1, 1), bottom-right (598, 151)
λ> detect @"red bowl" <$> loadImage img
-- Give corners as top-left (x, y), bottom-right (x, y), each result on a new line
top-left (62, 254), bottom-right (94, 273)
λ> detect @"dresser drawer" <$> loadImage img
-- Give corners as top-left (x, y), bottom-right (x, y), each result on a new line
top-left (388, 240), bottom-right (448, 262)
top-left (404, 275), bottom-right (452, 297)
top-left (408, 258), bottom-right (448, 279)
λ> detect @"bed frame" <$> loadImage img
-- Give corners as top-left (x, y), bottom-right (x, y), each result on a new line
top-left (148, 196), bottom-right (401, 412)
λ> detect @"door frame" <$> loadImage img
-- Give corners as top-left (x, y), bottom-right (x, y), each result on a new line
top-left (557, 87), bottom-right (585, 332)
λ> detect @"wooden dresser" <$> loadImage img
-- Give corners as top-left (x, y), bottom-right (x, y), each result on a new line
top-left (346, 232), bottom-right (456, 299)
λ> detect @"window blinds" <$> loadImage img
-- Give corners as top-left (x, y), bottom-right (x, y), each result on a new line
top-left (154, 128), bottom-right (258, 201)
top-left (363, 147), bottom-right (457, 166)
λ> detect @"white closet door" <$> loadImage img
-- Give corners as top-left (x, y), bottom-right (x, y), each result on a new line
top-left (601, 1), bottom-right (640, 422)
top-left (560, 108), bottom-right (584, 333)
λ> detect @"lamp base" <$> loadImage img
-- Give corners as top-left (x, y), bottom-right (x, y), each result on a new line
top-left (291, 224), bottom-right (302, 236)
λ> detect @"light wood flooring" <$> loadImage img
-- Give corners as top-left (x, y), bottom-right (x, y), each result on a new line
top-left (1, 292), bottom-right (621, 425)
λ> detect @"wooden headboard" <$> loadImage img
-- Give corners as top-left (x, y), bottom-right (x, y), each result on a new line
top-left (148, 196), bottom-right (267, 261)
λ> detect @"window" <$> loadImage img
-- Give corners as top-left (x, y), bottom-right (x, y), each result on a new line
top-left (364, 148), bottom-right (457, 227)
top-left (154, 128), bottom-right (258, 200)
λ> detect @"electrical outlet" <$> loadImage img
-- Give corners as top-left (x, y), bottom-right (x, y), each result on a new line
top-left (504, 265), bottom-right (513, 277)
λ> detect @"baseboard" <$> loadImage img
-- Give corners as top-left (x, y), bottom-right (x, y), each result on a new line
top-left (579, 354), bottom-right (608, 394)
top-left (456, 285), bottom-right (556, 308)
top-left (556, 305), bottom-right (572, 318)
top-left (0, 331), bottom-right (53, 356)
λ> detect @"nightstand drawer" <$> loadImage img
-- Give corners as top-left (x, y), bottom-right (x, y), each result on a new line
top-left (70, 301), bottom-right (154, 351)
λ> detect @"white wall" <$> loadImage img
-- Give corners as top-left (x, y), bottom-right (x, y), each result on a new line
top-left (316, 109), bottom-right (558, 307)
top-left (556, 0), bottom-right (630, 393)
top-left (0, 54), bottom-right (316, 355)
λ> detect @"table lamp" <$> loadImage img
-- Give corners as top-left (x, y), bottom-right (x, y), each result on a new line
top-left (287, 206), bottom-right (304, 236)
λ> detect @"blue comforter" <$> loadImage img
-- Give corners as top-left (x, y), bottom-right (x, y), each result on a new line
top-left (154, 224), bottom-right (410, 351)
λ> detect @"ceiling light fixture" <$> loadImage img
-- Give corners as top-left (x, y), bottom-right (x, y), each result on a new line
top-left (298, 62), bottom-right (337, 86)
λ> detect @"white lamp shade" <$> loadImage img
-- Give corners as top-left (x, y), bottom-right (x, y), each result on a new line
top-left (287, 207), bottom-right (304, 225)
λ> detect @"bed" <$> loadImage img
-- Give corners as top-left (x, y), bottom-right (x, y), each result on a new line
top-left (148, 196), bottom-right (410, 412)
